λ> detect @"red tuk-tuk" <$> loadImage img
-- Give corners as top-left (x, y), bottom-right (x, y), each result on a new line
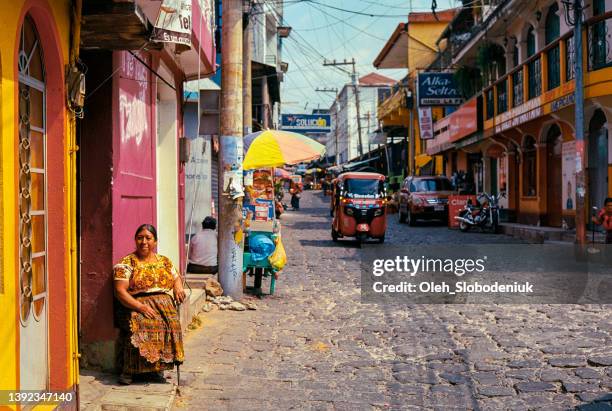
top-left (331, 172), bottom-right (387, 244)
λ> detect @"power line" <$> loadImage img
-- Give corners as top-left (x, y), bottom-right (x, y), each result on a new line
top-left (306, 2), bottom-right (388, 42)
top-left (302, 0), bottom-right (410, 17)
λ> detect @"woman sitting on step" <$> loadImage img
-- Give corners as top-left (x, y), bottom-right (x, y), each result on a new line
top-left (113, 224), bottom-right (186, 385)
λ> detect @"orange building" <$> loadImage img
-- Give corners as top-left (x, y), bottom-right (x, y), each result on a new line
top-left (426, 0), bottom-right (611, 234)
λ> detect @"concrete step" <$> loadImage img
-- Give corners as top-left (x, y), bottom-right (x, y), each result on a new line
top-left (178, 287), bottom-right (207, 333)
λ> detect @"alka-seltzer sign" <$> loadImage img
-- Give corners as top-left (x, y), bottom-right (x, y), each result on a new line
top-left (281, 114), bottom-right (332, 134)
top-left (151, 0), bottom-right (192, 46)
top-left (417, 73), bottom-right (463, 106)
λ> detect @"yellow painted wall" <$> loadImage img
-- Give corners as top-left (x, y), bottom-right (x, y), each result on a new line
top-left (0, 0), bottom-right (78, 397)
top-left (407, 21), bottom-right (451, 73)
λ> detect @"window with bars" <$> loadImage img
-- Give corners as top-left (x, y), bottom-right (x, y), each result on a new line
top-left (513, 68), bottom-right (524, 107)
top-left (497, 79), bottom-right (508, 114)
top-left (18, 15), bottom-right (46, 325)
top-left (486, 88), bottom-right (495, 119)
top-left (545, 4), bottom-right (561, 90)
top-left (566, 36), bottom-right (575, 80)
top-left (528, 58), bottom-right (542, 99)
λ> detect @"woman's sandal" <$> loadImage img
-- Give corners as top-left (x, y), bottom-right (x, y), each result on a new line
top-left (118, 373), bottom-right (132, 385)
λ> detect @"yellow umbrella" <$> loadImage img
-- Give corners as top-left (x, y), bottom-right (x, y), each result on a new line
top-left (243, 130), bottom-right (325, 170)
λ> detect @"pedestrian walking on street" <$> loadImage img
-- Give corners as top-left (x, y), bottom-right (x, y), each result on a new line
top-left (113, 224), bottom-right (186, 385)
top-left (187, 217), bottom-right (218, 274)
top-left (591, 197), bottom-right (612, 244)
top-left (290, 181), bottom-right (302, 210)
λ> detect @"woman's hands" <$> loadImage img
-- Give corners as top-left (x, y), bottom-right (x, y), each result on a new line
top-left (138, 304), bottom-right (157, 319)
top-left (173, 281), bottom-right (186, 305)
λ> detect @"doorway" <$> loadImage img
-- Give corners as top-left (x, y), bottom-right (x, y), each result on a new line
top-left (546, 125), bottom-right (563, 227)
top-left (588, 109), bottom-right (608, 214)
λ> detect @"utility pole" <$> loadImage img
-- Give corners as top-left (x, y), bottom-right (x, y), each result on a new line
top-left (243, 5), bottom-right (253, 135)
top-left (323, 59), bottom-right (364, 159)
top-left (219, 0), bottom-right (244, 299)
top-left (562, 0), bottom-right (585, 244)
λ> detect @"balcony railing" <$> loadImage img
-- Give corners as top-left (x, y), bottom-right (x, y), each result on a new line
top-left (512, 68), bottom-right (523, 107)
top-left (477, 11), bottom-right (611, 123)
top-left (497, 79), bottom-right (507, 114)
top-left (547, 44), bottom-right (561, 90)
top-left (486, 88), bottom-right (494, 120)
top-left (527, 57), bottom-right (542, 100)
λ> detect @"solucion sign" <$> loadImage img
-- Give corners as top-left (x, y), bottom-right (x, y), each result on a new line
top-left (281, 114), bottom-right (332, 133)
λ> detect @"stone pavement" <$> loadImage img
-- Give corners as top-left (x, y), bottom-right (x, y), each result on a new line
top-left (173, 191), bottom-right (612, 410)
top-left (181, 192), bottom-right (611, 410)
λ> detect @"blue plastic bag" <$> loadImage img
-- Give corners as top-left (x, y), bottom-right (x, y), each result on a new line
top-left (249, 234), bottom-right (275, 262)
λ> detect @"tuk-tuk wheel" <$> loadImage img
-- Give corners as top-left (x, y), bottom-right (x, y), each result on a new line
top-left (378, 236), bottom-right (385, 244)
top-left (331, 228), bottom-right (339, 242)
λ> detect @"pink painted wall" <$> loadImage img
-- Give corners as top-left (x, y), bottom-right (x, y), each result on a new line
top-left (112, 51), bottom-right (157, 262)
top-left (192, 0), bottom-right (216, 74)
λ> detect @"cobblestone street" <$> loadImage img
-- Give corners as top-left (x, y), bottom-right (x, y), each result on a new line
top-left (174, 191), bottom-right (612, 411)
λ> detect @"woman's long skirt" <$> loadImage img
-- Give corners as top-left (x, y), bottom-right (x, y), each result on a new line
top-left (117, 292), bottom-right (184, 375)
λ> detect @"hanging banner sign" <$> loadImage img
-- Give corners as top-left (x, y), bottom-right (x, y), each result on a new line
top-left (418, 107), bottom-right (434, 140)
top-left (417, 72), bottom-right (463, 106)
top-left (151, 0), bottom-right (192, 46)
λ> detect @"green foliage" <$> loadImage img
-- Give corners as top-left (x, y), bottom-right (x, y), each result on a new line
top-left (453, 66), bottom-right (482, 99)
top-left (476, 42), bottom-right (506, 85)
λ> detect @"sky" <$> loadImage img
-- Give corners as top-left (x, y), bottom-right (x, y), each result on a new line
top-left (279, 0), bottom-right (458, 114)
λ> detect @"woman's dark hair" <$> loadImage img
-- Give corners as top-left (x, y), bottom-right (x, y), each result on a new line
top-left (202, 217), bottom-right (217, 230)
top-left (605, 198), bottom-right (612, 206)
top-left (134, 224), bottom-right (158, 240)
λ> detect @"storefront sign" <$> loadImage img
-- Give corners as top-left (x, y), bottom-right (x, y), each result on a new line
top-left (417, 73), bottom-right (463, 106)
top-left (551, 93), bottom-right (575, 112)
top-left (418, 107), bottom-right (434, 140)
top-left (281, 114), bottom-right (332, 133)
top-left (151, 0), bottom-right (192, 46)
top-left (449, 98), bottom-right (478, 142)
top-left (494, 97), bottom-right (542, 134)
top-left (448, 195), bottom-right (477, 229)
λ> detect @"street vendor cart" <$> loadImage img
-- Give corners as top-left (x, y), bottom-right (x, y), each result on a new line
top-left (241, 130), bottom-right (326, 296)
top-left (242, 168), bottom-right (282, 295)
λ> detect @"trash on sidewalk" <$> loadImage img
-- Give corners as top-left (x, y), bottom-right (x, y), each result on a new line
top-left (203, 278), bottom-right (224, 297)
top-left (228, 301), bottom-right (246, 311)
top-left (205, 295), bottom-right (257, 312)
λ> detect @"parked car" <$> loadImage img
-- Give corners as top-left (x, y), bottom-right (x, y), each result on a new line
top-left (398, 176), bottom-right (454, 225)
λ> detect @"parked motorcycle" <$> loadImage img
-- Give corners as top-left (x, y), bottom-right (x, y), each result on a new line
top-left (455, 192), bottom-right (504, 233)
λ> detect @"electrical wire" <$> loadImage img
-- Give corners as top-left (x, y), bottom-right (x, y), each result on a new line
top-left (301, 0), bottom-right (411, 17)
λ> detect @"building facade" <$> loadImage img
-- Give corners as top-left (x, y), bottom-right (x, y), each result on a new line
top-left (374, 10), bottom-right (457, 181)
top-left (326, 73), bottom-right (394, 165)
top-left (78, 0), bottom-right (216, 371)
top-left (0, 0), bottom-right (79, 398)
top-left (426, 0), bottom-right (611, 230)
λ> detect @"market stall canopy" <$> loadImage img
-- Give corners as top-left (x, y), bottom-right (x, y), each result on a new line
top-left (243, 130), bottom-right (326, 170)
